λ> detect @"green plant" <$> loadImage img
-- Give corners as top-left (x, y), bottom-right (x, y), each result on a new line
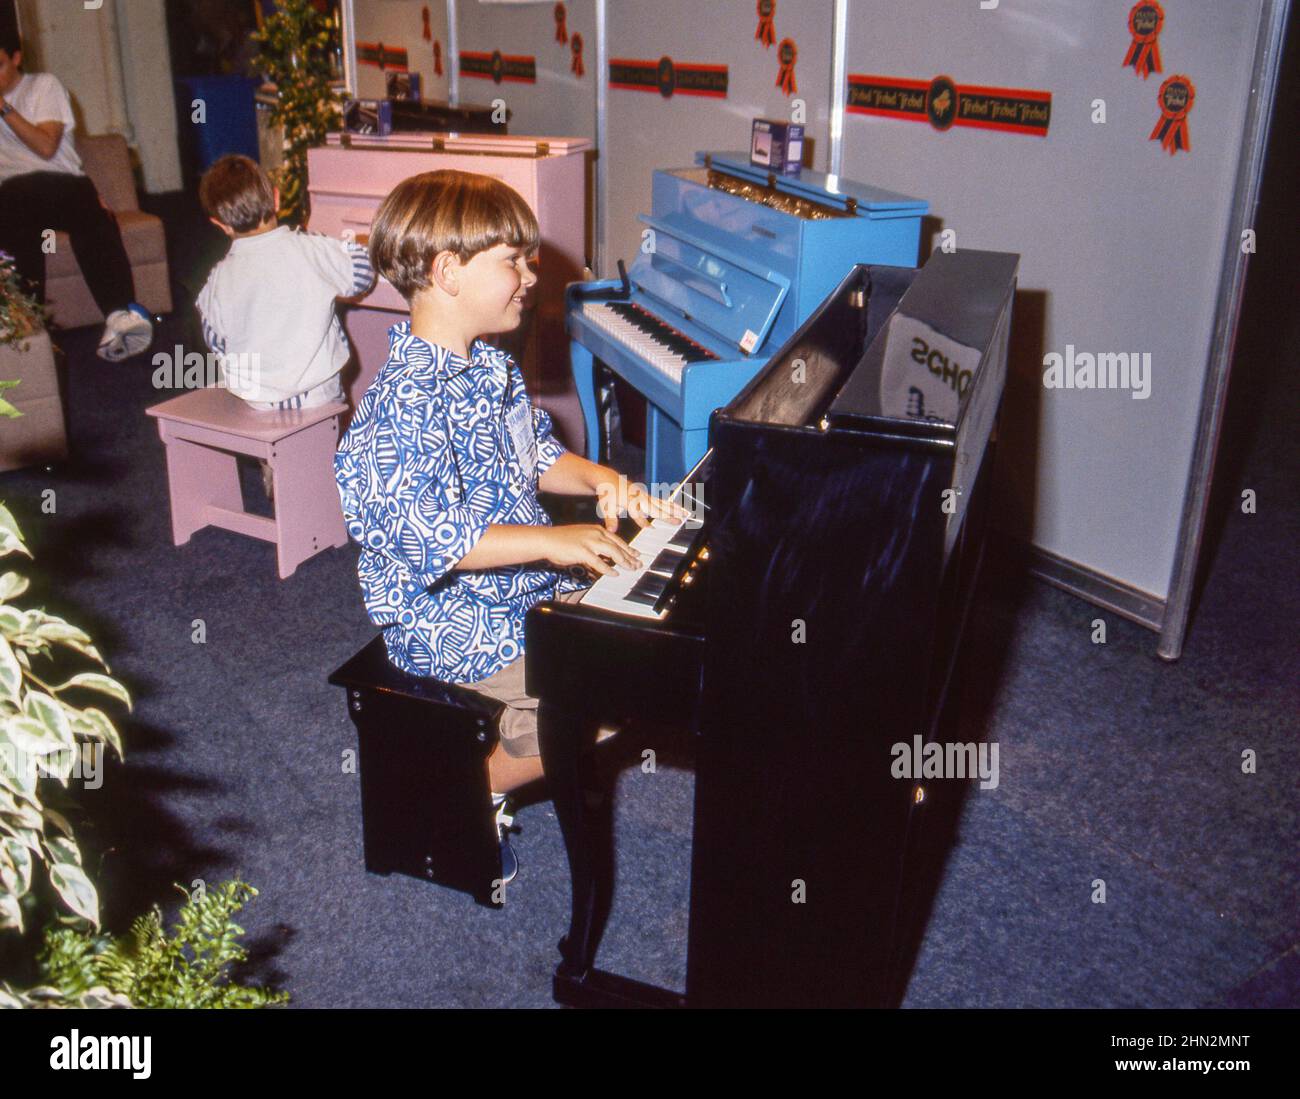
top-left (253, 0), bottom-right (342, 227)
top-left (0, 249), bottom-right (49, 354)
top-left (13, 880), bottom-right (288, 1009)
top-left (0, 506), bottom-right (286, 1008)
top-left (0, 503), bottom-right (128, 933)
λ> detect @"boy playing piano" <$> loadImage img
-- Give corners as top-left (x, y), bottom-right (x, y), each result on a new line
top-left (335, 170), bottom-right (682, 880)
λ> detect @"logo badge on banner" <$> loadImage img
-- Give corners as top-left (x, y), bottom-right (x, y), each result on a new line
top-left (776, 39), bottom-right (797, 95)
top-left (571, 33), bottom-right (585, 78)
top-left (357, 42), bottom-right (409, 72)
top-left (1150, 74), bottom-right (1194, 154)
top-left (657, 57), bottom-right (677, 98)
top-left (925, 75), bottom-right (957, 131)
top-left (461, 50), bottom-right (537, 85)
top-left (610, 57), bottom-right (729, 99)
top-left (756, 0), bottom-right (776, 48)
top-left (1123, 2), bottom-right (1164, 80)
top-left (555, 3), bottom-right (568, 45)
top-left (847, 74), bottom-right (1051, 137)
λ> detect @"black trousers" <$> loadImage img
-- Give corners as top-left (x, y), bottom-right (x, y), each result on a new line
top-left (0, 170), bottom-right (136, 316)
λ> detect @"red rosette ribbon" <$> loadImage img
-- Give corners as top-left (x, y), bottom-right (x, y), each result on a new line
top-left (433, 40), bottom-right (443, 76)
top-left (776, 38), bottom-right (797, 96)
top-left (756, 0), bottom-right (776, 49)
top-left (422, 6), bottom-right (431, 42)
top-left (1150, 74), bottom-right (1194, 155)
top-left (571, 33), bottom-right (584, 78)
top-left (1123, 1), bottom-right (1164, 80)
top-left (555, 3), bottom-right (569, 45)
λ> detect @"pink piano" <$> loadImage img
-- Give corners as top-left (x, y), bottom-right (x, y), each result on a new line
top-left (307, 132), bottom-right (592, 449)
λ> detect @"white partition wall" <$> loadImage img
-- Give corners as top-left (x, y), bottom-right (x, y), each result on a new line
top-left (601, 0), bottom-right (835, 273)
top-left (351, 0), bottom-right (449, 101)
top-left (836, 0), bottom-right (1278, 631)
top-left (454, 0), bottom-right (598, 140)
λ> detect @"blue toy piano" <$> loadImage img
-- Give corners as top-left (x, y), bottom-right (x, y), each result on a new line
top-left (567, 151), bottom-right (928, 484)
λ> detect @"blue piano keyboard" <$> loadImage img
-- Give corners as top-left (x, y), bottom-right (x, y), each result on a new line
top-left (568, 152), bottom-right (927, 485)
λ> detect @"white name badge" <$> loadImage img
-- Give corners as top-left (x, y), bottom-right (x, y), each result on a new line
top-left (505, 400), bottom-right (537, 481)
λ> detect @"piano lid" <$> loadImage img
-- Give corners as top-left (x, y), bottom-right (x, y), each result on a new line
top-left (629, 213), bottom-right (791, 355)
top-left (828, 250), bottom-right (1019, 435)
top-left (695, 152), bottom-right (928, 219)
top-left (324, 131), bottom-right (591, 156)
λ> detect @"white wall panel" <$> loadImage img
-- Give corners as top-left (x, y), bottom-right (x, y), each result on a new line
top-left (838, 0), bottom-right (1263, 599)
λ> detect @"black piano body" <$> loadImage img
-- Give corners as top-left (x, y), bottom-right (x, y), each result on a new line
top-left (526, 248), bottom-right (1020, 1008)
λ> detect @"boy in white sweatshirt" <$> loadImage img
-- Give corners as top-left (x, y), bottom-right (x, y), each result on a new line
top-left (195, 155), bottom-right (373, 411)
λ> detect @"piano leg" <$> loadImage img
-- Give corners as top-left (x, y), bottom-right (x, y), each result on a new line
top-left (537, 701), bottom-right (603, 979)
top-left (569, 339), bottom-right (602, 462)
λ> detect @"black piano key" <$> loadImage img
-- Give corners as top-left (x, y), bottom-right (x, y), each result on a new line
top-left (630, 571), bottom-right (670, 597)
top-left (667, 524), bottom-right (702, 551)
top-left (647, 554), bottom-right (678, 577)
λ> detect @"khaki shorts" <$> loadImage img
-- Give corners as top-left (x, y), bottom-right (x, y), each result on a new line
top-left (464, 589), bottom-right (586, 758)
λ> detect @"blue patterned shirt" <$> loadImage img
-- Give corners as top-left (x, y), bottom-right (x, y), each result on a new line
top-left (335, 323), bottom-right (583, 682)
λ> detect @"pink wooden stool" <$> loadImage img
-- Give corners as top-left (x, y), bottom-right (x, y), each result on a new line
top-left (146, 389), bottom-right (349, 579)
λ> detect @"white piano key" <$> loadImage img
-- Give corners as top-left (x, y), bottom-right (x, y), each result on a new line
top-left (579, 517), bottom-right (694, 619)
top-left (580, 302), bottom-right (690, 383)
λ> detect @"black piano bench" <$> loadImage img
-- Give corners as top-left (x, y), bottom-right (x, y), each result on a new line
top-left (328, 636), bottom-right (506, 909)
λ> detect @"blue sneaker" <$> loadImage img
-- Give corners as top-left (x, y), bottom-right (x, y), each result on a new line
top-left (96, 305), bottom-right (154, 362)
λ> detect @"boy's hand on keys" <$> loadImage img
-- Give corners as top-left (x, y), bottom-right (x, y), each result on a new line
top-left (544, 525), bottom-right (642, 577)
top-left (605, 483), bottom-right (693, 532)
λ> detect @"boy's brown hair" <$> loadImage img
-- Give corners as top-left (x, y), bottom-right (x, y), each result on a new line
top-left (199, 155), bottom-right (277, 234)
top-left (368, 170), bottom-right (539, 301)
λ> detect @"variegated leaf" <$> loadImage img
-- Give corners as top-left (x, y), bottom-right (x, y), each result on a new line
top-left (2, 801), bottom-right (43, 831)
top-left (0, 635), bottom-right (20, 702)
top-left (22, 691), bottom-right (74, 749)
top-left (3, 836), bottom-right (32, 893)
top-left (69, 707), bottom-right (123, 758)
top-left (49, 862), bottom-right (99, 925)
top-left (52, 672), bottom-right (131, 710)
top-left (46, 834), bottom-right (82, 867)
top-left (0, 504), bottom-right (30, 559)
top-left (33, 620), bottom-right (92, 645)
top-left (2, 713), bottom-right (64, 755)
top-left (0, 891), bottom-right (22, 932)
top-left (0, 736), bottom-right (36, 797)
top-left (0, 572), bottom-right (27, 602)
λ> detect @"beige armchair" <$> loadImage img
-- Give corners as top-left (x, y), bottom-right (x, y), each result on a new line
top-left (43, 133), bottom-right (173, 329)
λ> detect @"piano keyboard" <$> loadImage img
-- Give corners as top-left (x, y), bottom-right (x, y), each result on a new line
top-left (580, 516), bottom-right (705, 619)
top-left (580, 301), bottom-right (718, 383)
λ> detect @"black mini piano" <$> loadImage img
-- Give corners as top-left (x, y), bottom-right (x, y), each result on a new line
top-left (527, 248), bottom-right (1019, 1008)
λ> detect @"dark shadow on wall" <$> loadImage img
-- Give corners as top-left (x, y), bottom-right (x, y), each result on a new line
top-left (1189, 11), bottom-right (1299, 629)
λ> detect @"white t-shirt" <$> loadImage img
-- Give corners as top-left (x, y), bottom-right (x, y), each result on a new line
top-left (195, 226), bottom-right (374, 404)
top-left (0, 72), bottom-right (83, 185)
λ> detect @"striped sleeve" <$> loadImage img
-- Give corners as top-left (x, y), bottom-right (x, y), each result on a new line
top-left (195, 280), bottom-right (228, 354)
top-left (342, 241), bottom-right (375, 297)
top-left (200, 317), bottom-right (228, 355)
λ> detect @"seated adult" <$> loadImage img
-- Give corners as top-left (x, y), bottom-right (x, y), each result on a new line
top-left (0, 26), bottom-right (153, 360)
